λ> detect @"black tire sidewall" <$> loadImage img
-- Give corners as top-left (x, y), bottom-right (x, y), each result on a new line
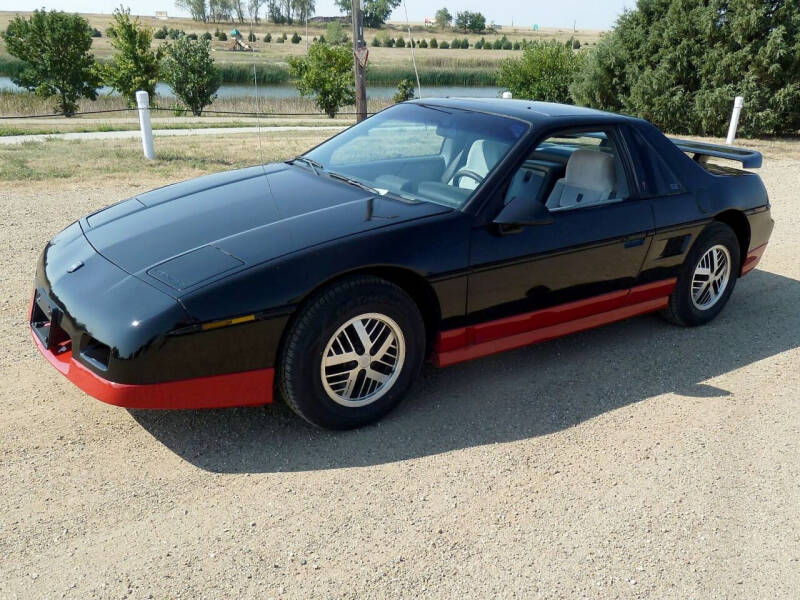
top-left (279, 278), bottom-right (425, 429)
top-left (670, 223), bottom-right (741, 326)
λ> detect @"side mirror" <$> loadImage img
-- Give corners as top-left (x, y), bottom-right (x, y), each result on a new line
top-left (494, 196), bottom-right (553, 228)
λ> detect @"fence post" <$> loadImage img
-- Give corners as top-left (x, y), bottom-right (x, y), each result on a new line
top-left (135, 90), bottom-right (155, 160)
top-left (726, 96), bottom-right (744, 146)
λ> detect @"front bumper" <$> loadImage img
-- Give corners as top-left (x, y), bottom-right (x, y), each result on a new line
top-left (31, 326), bottom-right (274, 409)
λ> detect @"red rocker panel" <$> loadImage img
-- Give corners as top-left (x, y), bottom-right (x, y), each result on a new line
top-left (432, 279), bottom-right (677, 367)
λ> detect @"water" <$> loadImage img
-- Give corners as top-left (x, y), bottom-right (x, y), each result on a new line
top-left (0, 76), bottom-right (501, 100)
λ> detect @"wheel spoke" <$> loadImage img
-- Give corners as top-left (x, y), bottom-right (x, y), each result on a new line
top-left (324, 351), bottom-right (359, 367)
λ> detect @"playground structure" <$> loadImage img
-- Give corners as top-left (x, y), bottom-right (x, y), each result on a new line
top-left (229, 28), bottom-right (253, 52)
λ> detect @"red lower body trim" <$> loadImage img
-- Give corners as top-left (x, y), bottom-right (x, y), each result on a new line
top-left (741, 243), bottom-right (768, 276)
top-left (31, 330), bottom-right (274, 409)
top-left (433, 278), bottom-right (676, 367)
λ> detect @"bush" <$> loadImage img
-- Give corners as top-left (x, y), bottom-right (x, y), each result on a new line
top-left (450, 38), bottom-right (460, 49)
top-left (498, 41), bottom-right (582, 104)
top-left (385, 37), bottom-right (395, 47)
top-left (288, 42), bottom-right (354, 118)
top-left (502, 39), bottom-right (512, 50)
top-left (201, 31), bottom-right (212, 41)
top-left (396, 36), bottom-right (405, 48)
top-left (570, 0), bottom-right (800, 136)
top-left (276, 36), bottom-right (284, 43)
top-left (429, 37), bottom-right (438, 48)
top-left (218, 31), bottom-right (227, 41)
top-left (393, 78), bottom-right (415, 103)
top-left (90, 27), bottom-right (102, 38)
top-left (162, 37), bottom-right (221, 116)
top-left (326, 21), bottom-right (345, 45)
top-left (483, 41), bottom-right (493, 50)
top-left (439, 40), bottom-right (450, 49)
top-left (492, 38), bottom-right (502, 50)
top-left (154, 25), bottom-right (168, 39)
top-left (317, 34), bottom-right (326, 44)
top-left (572, 39), bottom-right (581, 50)
top-left (248, 31), bottom-right (256, 42)
top-left (187, 32), bottom-right (198, 40)
top-left (104, 27), bottom-right (116, 38)
top-left (99, 7), bottom-right (161, 107)
top-left (167, 28), bottom-right (184, 40)
top-left (4, 10), bottom-right (100, 115)
top-left (418, 38), bottom-right (428, 48)
top-left (291, 32), bottom-right (301, 44)
top-left (512, 41), bottom-right (520, 50)
top-left (474, 37), bottom-right (484, 49)
top-left (213, 28), bottom-right (220, 38)
top-left (371, 36), bottom-right (380, 47)
top-left (264, 32), bottom-right (272, 42)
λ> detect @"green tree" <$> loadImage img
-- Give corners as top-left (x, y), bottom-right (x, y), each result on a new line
top-left (498, 41), bottom-right (583, 104)
top-left (176, 0), bottom-right (208, 22)
top-left (467, 12), bottom-right (485, 33)
top-left (570, 0), bottom-right (800, 136)
top-left (393, 78), bottom-right (415, 103)
top-left (435, 7), bottom-right (452, 30)
top-left (101, 7), bottom-right (162, 107)
top-left (334, 0), bottom-right (401, 28)
top-left (454, 11), bottom-right (469, 32)
top-left (161, 37), bottom-right (221, 116)
top-left (288, 42), bottom-right (354, 117)
top-left (2, 10), bottom-right (99, 115)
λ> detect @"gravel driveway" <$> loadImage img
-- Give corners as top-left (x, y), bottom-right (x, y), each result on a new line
top-left (1, 151), bottom-right (799, 599)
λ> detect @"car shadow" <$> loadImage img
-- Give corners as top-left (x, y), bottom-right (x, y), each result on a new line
top-left (129, 269), bottom-right (799, 473)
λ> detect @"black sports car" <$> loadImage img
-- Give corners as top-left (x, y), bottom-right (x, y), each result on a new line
top-left (31, 99), bottom-right (773, 429)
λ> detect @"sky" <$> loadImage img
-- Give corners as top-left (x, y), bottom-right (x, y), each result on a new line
top-left (3, 0), bottom-right (633, 30)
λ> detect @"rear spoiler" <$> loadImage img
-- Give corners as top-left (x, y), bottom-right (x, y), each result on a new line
top-left (669, 138), bottom-right (762, 169)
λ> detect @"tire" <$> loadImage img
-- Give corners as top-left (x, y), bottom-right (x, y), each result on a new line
top-left (277, 275), bottom-right (425, 429)
top-left (661, 222), bottom-right (741, 327)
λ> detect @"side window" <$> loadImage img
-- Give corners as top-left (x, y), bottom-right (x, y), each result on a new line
top-left (533, 130), bottom-right (631, 212)
top-left (625, 127), bottom-right (684, 197)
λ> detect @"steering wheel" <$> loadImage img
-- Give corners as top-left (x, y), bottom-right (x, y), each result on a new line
top-left (452, 169), bottom-right (484, 188)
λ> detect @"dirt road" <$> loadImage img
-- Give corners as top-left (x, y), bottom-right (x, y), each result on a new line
top-left (1, 145), bottom-right (799, 599)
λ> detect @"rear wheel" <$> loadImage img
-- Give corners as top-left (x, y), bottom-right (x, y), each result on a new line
top-left (661, 222), bottom-right (740, 327)
top-left (278, 276), bottom-right (425, 429)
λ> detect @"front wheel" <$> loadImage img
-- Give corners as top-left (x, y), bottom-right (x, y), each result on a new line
top-left (278, 276), bottom-right (425, 429)
top-left (661, 222), bottom-right (741, 327)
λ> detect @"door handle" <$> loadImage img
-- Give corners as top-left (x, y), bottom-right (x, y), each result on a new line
top-left (624, 236), bottom-right (645, 248)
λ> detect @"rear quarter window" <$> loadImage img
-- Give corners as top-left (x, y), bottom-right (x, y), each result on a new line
top-left (627, 127), bottom-right (685, 197)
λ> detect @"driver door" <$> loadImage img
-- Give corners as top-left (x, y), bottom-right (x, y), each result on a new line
top-left (461, 127), bottom-right (656, 355)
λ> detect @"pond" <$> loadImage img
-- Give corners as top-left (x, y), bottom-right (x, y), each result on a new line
top-left (0, 76), bottom-right (502, 100)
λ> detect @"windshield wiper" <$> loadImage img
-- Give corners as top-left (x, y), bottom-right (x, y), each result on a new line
top-left (326, 171), bottom-right (378, 194)
top-left (291, 156), bottom-right (323, 175)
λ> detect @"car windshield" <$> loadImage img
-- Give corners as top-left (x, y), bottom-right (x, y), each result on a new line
top-left (299, 103), bottom-right (529, 208)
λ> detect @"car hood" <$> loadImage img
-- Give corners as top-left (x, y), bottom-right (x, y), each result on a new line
top-left (81, 163), bottom-right (451, 296)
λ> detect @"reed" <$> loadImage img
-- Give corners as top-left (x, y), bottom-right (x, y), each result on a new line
top-left (0, 90), bottom-right (392, 118)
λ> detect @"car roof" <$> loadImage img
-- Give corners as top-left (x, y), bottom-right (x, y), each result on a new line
top-left (407, 97), bottom-right (633, 126)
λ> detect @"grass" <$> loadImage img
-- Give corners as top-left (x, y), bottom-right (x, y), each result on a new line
top-left (0, 90), bottom-right (393, 118)
top-left (0, 129), bottom-right (334, 182)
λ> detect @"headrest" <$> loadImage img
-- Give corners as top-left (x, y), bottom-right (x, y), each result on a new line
top-left (465, 139), bottom-right (510, 173)
top-left (565, 149), bottom-right (616, 191)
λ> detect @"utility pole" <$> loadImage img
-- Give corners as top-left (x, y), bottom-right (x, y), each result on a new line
top-left (352, 0), bottom-right (367, 122)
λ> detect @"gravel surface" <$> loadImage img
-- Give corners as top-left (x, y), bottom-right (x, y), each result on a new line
top-left (1, 151), bottom-right (799, 599)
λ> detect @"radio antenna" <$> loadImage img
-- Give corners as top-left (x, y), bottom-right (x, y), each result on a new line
top-left (403, 0), bottom-right (422, 98)
top-left (253, 63), bottom-right (265, 169)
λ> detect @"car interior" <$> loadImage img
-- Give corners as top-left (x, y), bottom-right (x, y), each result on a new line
top-left (320, 120), bottom-right (630, 212)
